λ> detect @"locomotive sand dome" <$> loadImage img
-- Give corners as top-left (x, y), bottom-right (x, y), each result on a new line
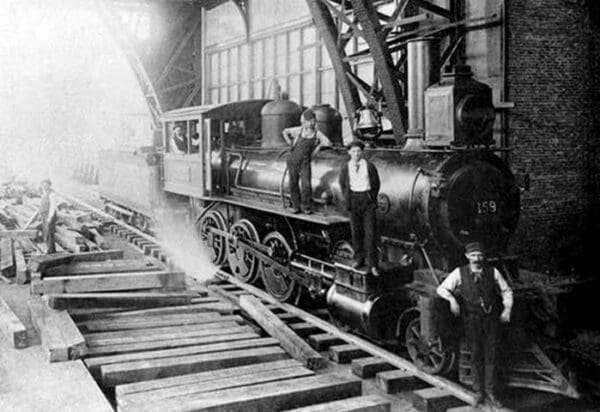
top-left (260, 97), bottom-right (302, 147)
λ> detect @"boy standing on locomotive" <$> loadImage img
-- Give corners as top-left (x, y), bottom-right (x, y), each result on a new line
top-left (338, 140), bottom-right (381, 277)
top-left (282, 109), bottom-right (331, 214)
top-left (436, 242), bottom-right (513, 408)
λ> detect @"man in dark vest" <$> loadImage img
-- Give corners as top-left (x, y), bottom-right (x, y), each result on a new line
top-left (38, 179), bottom-right (58, 254)
top-left (338, 140), bottom-right (381, 277)
top-left (170, 125), bottom-right (188, 154)
top-left (283, 109), bottom-right (332, 214)
top-left (437, 242), bottom-right (513, 408)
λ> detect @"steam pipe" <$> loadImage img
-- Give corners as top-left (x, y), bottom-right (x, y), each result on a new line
top-left (404, 37), bottom-right (440, 149)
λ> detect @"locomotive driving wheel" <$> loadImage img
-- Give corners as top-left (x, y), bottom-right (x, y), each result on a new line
top-left (260, 231), bottom-right (297, 302)
top-left (227, 219), bottom-right (261, 284)
top-left (405, 318), bottom-right (456, 375)
top-left (196, 210), bottom-right (227, 265)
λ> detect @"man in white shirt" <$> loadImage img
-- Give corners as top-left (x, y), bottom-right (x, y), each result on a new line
top-left (38, 179), bottom-right (59, 254)
top-left (283, 109), bottom-right (332, 214)
top-left (338, 140), bottom-right (381, 277)
top-left (437, 242), bottom-right (513, 408)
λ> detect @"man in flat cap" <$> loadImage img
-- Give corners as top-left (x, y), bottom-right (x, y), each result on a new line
top-left (283, 109), bottom-right (332, 214)
top-left (437, 242), bottom-right (513, 408)
top-left (338, 140), bottom-right (381, 277)
top-left (38, 179), bottom-right (58, 254)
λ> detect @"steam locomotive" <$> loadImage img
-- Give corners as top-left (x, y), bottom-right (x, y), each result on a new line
top-left (99, 39), bottom-right (522, 377)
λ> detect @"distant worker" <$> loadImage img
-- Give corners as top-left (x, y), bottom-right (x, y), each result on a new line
top-left (436, 242), bottom-right (513, 409)
top-left (170, 125), bottom-right (188, 154)
top-left (38, 179), bottom-right (58, 254)
top-left (282, 109), bottom-right (332, 214)
top-left (338, 140), bottom-right (381, 277)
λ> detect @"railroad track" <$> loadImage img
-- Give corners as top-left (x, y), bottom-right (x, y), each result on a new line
top-left (52, 189), bottom-right (486, 412)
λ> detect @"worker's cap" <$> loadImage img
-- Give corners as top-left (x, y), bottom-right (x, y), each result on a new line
top-left (41, 178), bottom-right (52, 186)
top-left (301, 109), bottom-right (316, 121)
top-left (465, 242), bottom-right (485, 254)
top-left (346, 140), bottom-right (365, 151)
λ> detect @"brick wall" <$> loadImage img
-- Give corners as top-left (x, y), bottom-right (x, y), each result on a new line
top-left (506, 0), bottom-right (597, 274)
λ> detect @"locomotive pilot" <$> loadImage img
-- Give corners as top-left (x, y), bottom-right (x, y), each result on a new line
top-left (437, 242), bottom-right (513, 408)
top-left (338, 140), bottom-right (381, 277)
top-left (282, 109), bottom-right (332, 214)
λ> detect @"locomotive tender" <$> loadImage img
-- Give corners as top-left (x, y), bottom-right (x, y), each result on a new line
top-left (99, 38), bottom-right (522, 376)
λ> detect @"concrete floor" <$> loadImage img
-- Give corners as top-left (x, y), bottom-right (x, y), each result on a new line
top-left (0, 282), bottom-right (112, 412)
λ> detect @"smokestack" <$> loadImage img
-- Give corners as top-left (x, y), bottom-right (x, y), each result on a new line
top-left (404, 37), bottom-right (440, 149)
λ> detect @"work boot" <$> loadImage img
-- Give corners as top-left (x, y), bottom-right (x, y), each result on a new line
top-left (487, 393), bottom-right (503, 410)
top-left (352, 259), bottom-right (364, 269)
top-left (291, 209), bottom-right (302, 214)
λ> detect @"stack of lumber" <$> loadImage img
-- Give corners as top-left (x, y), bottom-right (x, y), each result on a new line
top-left (0, 224), bottom-right (35, 282)
top-left (74, 296), bottom-right (363, 412)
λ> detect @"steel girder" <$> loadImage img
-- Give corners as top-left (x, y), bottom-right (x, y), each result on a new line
top-left (306, 0), bottom-right (500, 143)
top-left (95, 0), bottom-right (213, 124)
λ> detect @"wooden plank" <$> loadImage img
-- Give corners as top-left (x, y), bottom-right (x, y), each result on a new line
top-left (86, 337), bottom-right (279, 377)
top-left (116, 359), bottom-right (302, 397)
top-left (28, 298), bottom-right (86, 361)
top-left (79, 312), bottom-right (235, 332)
top-left (329, 344), bottom-right (369, 364)
top-left (28, 249), bottom-right (125, 272)
top-left (0, 229), bottom-right (38, 239)
top-left (376, 370), bottom-right (428, 394)
top-left (411, 387), bottom-right (466, 412)
top-left (84, 315), bottom-right (243, 339)
top-left (0, 237), bottom-right (14, 273)
top-left (308, 333), bottom-right (346, 351)
top-left (44, 258), bottom-right (162, 277)
top-left (119, 365), bottom-right (314, 408)
top-left (87, 331), bottom-right (259, 357)
top-left (85, 324), bottom-right (252, 347)
top-left (290, 322), bottom-right (323, 338)
top-left (286, 394), bottom-right (391, 412)
top-left (351, 357), bottom-right (395, 379)
top-left (119, 373), bottom-right (362, 412)
top-left (32, 270), bottom-right (186, 294)
top-left (14, 244), bottom-right (29, 284)
top-left (70, 302), bottom-right (235, 322)
top-left (239, 295), bottom-right (325, 370)
top-left (0, 295), bottom-right (27, 348)
top-left (47, 291), bottom-right (197, 310)
top-left (101, 346), bottom-right (289, 386)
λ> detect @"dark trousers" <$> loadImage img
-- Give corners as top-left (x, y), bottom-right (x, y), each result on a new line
top-left (288, 158), bottom-right (312, 211)
top-left (43, 216), bottom-right (56, 254)
top-left (464, 312), bottom-right (499, 395)
top-left (349, 192), bottom-right (377, 268)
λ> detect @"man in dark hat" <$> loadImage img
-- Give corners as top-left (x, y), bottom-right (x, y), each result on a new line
top-left (38, 179), bottom-right (58, 254)
top-left (283, 109), bottom-right (332, 214)
top-left (338, 140), bottom-right (381, 277)
top-left (437, 242), bottom-right (513, 408)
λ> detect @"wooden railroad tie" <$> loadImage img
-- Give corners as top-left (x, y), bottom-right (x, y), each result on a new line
top-left (376, 370), bottom-right (429, 394)
top-left (411, 387), bottom-right (467, 412)
top-left (351, 356), bottom-right (395, 379)
top-left (286, 394), bottom-right (392, 412)
top-left (329, 343), bottom-right (369, 364)
top-left (118, 373), bottom-right (362, 412)
top-left (239, 295), bottom-right (325, 370)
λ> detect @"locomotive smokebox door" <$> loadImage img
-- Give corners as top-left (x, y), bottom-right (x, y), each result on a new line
top-left (424, 65), bottom-right (495, 147)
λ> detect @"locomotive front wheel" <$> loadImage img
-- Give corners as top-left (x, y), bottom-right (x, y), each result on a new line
top-left (196, 210), bottom-right (227, 265)
top-left (227, 219), bottom-right (261, 284)
top-left (405, 318), bottom-right (456, 375)
top-left (260, 231), bottom-right (297, 302)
